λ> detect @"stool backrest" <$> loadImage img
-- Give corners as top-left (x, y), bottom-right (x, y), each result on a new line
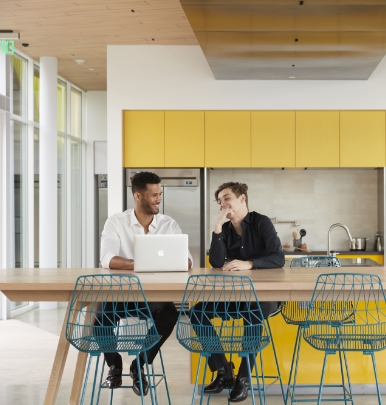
top-left (282, 256), bottom-right (343, 325)
top-left (176, 274), bottom-right (270, 354)
top-left (66, 274), bottom-right (159, 354)
top-left (306, 273), bottom-right (386, 327)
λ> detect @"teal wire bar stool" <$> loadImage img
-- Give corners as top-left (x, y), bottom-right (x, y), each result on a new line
top-left (176, 274), bottom-right (273, 405)
top-left (284, 256), bottom-right (344, 405)
top-left (65, 274), bottom-right (171, 405)
top-left (302, 272), bottom-right (386, 405)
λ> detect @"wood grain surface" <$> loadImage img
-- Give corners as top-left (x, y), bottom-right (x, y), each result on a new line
top-left (1, 267), bottom-right (385, 302)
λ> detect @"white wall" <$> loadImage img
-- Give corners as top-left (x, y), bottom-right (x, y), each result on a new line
top-left (85, 91), bottom-right (107, 267)
top-left (107, 45), bottom-right (386, 215)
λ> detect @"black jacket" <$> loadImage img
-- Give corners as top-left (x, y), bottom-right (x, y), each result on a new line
top-left (209, 211), bottom-right (285, 269)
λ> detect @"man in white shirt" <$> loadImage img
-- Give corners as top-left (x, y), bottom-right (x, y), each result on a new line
top-left (98, 171), bottom-right (193, 396)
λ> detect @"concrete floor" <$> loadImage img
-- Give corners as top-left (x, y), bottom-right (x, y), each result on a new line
top-left (0, 306), bottom-right (383, 405)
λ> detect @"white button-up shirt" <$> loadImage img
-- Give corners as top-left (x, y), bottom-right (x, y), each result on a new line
top-left (100, 208), bottom-right (193, 269)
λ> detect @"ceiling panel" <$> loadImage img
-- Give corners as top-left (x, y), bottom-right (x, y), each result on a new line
top-left (181, 0), bottom-right (386, 79)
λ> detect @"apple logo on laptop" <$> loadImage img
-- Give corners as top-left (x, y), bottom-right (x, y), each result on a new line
top-left (158, 249), bottom-right (165, 257)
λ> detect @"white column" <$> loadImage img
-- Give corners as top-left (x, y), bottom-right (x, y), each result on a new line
top-left (0, 52), bottom-right (12, 320)
top-left (39, 57), bottom-right (58, 310)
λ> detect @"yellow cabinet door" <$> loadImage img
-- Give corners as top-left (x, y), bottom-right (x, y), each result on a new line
top-left (123, 111), bottom-right (165, 167)
top-left (205, 111), bottom-right (251, 167)
top-left (340, 111), bottom-right (385, 167)
top-left (251, 111), bottom-right (295, 167)
top-left (165, 111), bottom-right (205, 167)
top-left (296, 111), bottom-right (339, 167)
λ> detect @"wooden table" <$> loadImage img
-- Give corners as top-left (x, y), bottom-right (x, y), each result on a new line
top-left (1, 266), bottom-right (386, 405)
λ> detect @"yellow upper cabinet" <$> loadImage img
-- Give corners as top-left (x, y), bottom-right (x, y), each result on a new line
top-left (205, 111), bottom-right (251, 167)
top-left (123, 111), bottom-right (165, 167)
top-left (340, 111), bottom-right (385, 167)
top-left (296, 111), bottom-right (340, 167)
top-left (165, 111), bottom-right (205, 167)
top-left (251, 111), bottom-right (295, 167)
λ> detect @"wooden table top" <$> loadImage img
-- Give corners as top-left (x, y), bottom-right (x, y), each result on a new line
top-left (1, 267), bottom-right (386, 302)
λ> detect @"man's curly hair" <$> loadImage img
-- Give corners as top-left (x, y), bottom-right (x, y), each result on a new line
top-left (131, 171), bottom-right (161, 194)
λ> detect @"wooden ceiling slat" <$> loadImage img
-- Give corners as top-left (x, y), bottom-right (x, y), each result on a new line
top-left (1, 0), bottom-right (197, 89)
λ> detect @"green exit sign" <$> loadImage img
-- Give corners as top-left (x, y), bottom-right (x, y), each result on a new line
top-left (1, 40), bottom-right (15, 54)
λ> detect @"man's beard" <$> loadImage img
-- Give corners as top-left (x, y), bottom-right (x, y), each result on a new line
top-left (141, 199), bottom-right (159, 215)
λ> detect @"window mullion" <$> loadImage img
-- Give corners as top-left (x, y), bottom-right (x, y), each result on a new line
top-left (27, 124), bottom-right (34, 268)
top-left (66, 137), bottom-right (72, 267)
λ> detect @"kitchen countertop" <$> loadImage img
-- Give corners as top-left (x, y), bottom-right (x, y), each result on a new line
top-left (284, 250), bottom-right (383, 256)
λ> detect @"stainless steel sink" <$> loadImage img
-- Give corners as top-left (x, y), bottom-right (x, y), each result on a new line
top-left (338, 258), bottom-right (380, 267)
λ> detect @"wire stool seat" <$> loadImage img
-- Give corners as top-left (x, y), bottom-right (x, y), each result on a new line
top-left (176, 274), bottom-right (276, 405)
top-left (301, 272), bottom-right (386, 405)
top-left (65, 274), bottom-right (171, 405)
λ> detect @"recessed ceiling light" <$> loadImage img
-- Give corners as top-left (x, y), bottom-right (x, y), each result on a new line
top-left (75, 59), bottom-right (85, 65)
top-left (89, 68), bottom-right (94, 71)
top-left (289, 76), bottom-right (295, 79)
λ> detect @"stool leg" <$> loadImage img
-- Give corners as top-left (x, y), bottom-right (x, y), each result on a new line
top-left (207, 370), bottom-right (214, 405)
top-left (136, 355), bottom-right (146, 405)
top-left (151, 361), bottom-right (159, 405)
top-left (144, 352), bottom-right (156, 405)
top-left (246, 355), bottom-right (257, 405)
top-left (159, 350), bottom-right (171, 405)
top-left (338, 351), bottom-right (350, 405)
top-left (343, 351), bottom-right (352, 400)
top-left (287, 327), bottom-right (303, 405)
top-left (90, 355), bottom-right (101, 405)
top-left (192, 354), bottom-right (204, 405)
top-left (317, 352), bottom-right (329, 405)
top-left (267, 319), bottom-right (285, 402)
top-left (261, 352), bottom-right (268, 405)
top-left (200, 356), bottom-right (209, 405)
top-left (370, 352), bottom-right (383, 405)
top-left (96, 358), bottom-right (106, 405)
top-left (80, 354), bottom-right (94, 405)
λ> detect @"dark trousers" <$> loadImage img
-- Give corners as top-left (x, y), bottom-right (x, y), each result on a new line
top-left (94, 301), bottom-right (178, 370)
top-left (190, 301), bottom-right (278, 377)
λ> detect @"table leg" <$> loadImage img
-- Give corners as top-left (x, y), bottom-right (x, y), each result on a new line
top-left (43, 303), bottom-right (71, 405)
top-left (68, 351), bottom-right (88, 405)
top-left (69, 301), bottom-right (91, 405)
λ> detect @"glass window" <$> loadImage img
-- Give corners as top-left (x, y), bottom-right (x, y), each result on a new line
top-left (13, 120), bottom-right (28, 268)
top-left (34, 66), bottom-right (40, 123)
top-left (71, 140), bottom-right (82, 267)
top-left (71, 88), bottom-right (82, 138)
top-left (57, 79), bottom-right (67, 132)
top-left (10, 55), bottom-right (28, 118)
top-left (12, 120), bottom-right (28, 310)
top-left (57, 136), bottom-right (67, 267)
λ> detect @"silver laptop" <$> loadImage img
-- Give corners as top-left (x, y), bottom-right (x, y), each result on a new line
top-left (134, 234), bottom-right (189, 272)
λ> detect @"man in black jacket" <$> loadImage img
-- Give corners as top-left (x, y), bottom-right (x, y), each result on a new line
top-left (202, 181), bottom-right (284, 402)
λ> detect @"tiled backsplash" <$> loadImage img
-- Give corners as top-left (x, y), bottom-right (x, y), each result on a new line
top-left (207, 169), bottom-right (380, 252)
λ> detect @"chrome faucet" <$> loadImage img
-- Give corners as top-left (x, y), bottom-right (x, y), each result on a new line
top-left (327, 223), bottom-right (353, 256)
